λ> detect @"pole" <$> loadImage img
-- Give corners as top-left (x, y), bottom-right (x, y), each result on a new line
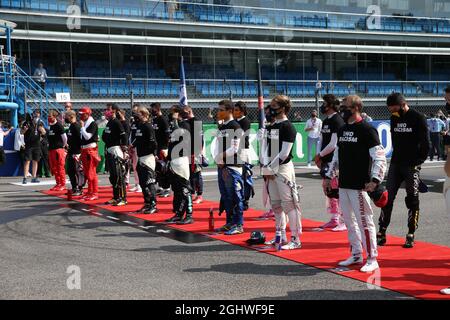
top-left (257, 58), bottom-right (265, 129)
top-left (6, 26), bottom-right (13, 103)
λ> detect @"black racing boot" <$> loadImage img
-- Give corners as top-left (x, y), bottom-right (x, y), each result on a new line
top-left (177, 215), bottom-right (194, 225)
top-left (140, 204), bottom-right (157, 214)
top-left (403, 233), bottom-right (415, 248)
top-left (377, 228), bottom-right (387, 246)
top-left (165, 214), bottom-right (183, 224)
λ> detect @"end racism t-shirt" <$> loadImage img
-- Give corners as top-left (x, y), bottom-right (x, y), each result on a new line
top-left (320, 113), bottom-right (345, 163)
top-left (48, 122), bottom-right (65, 150)
top-left (337, 120), bottom-right (380, 190)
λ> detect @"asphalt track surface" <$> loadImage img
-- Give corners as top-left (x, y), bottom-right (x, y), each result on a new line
top-left (0, 162), bottom-right (449, 300)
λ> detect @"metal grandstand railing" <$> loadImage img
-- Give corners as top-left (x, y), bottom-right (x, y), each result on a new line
top-left (2, 0), bottom-right (450, 35)
top-left (46, 76), bottom-right (450, 100)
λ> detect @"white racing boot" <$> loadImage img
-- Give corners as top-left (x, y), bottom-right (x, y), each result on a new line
top-left (338, 255), bottom-right (363, 267)
top-left (360, 258), bottom-right (379, 273)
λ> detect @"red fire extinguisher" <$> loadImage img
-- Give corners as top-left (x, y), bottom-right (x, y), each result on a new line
top-left (208, 208), bottom-right (214, 232)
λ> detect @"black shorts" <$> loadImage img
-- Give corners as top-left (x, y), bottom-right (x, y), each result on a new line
top-left (24, 146), bottom-right (41, 162)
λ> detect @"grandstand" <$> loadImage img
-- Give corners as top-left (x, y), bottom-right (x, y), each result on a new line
top-left (1, 0), bottom-right (450, 122)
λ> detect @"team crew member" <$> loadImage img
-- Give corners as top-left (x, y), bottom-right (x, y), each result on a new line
top-left (262, 95), bottom-right (302, 250)
top-left (314, 94), bottom-right (346, 231)
top-left (378, 93), bottom-right (430, 248)
top-left (65, 110), bottom-right (85, 196)
top-left (427, 113), bottom-right (446, 161)
top-left (22, 110), bottom-right (45, 184)
top-left (128, 104), bottom-right (141, 193)
top-left (214, 100), bottom-right (245, 235)
top-left (151, 102), bottom-right (171, 198)
top-left (305, 110), bottom-right (322, 167)
top-left (132, 106), bottom-right (158, 214)
top-left (79, 106), bottom-right (100, 201)
top-left (165, 105), bottom-right (194, 225)
top-left (102, 104), bottom-right (129, 206)
top-left (234, 101), bottom-right (254, 211)
top-left (326, 95), bottom-right (386, 272)
top-left (37, 125), bottom-right (51, 179)
top-left (47, 110), bottom-right (68, 191)
top-left (22, 110), bottom-right (46, 184)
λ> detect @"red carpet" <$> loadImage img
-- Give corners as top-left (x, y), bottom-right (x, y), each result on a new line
top-left (43, 186), bottom-right (450, 300)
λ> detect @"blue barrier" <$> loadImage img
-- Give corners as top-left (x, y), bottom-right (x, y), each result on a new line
top-left (0, 129), bottom-right (22, 177)
top-left (370, 120), bottom-right (393, 158)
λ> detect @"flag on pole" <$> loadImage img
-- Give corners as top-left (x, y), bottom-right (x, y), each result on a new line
top-left (179, 55), bottom-right (188, 107)
top-left (257, 58), bottom-right (265, 129)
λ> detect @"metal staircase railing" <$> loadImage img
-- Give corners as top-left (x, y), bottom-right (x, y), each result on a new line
top-left (0, 54), bottom-right (64, 123)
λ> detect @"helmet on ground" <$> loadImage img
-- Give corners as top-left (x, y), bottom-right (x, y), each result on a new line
top-left (246, 230), bottom-right (266, 245)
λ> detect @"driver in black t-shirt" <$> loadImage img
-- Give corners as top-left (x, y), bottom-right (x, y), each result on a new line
top-left (325, 95), bottom-right (386, 273)
top-left (315, 94), bottom-right (346, 231)
top-left (102, 103), bottom-right (128, 206)
top-left (47, 110), bottom-right (68, 191)
top-left (378, 93), bottom-right (430, 249)
top-left (262, 95), bottom-right (302, 250)
top-left (151, 102), bottom-right (171, 198)
top-left (234, 101), bottom-right (254, 211)
top-left (65, 110), bottom-right (85, 196)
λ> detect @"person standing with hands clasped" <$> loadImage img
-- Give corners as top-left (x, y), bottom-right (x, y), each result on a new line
top-left (262, 95), bottom-right (303, 250)
top-left (133, 106), bottom-right (158, 214)
top-left (47, 110), bottom-right (68, 191)
top-left (325, 95), bottom-right (386, 272)
top-left (102, 104), bottom-right (129, 206)
top-left (314, 94), bottom-right (346, 231)
top-left (377, 93), bottom-right (430, 249)
top-left (79, 106), bottom-right (100, 201)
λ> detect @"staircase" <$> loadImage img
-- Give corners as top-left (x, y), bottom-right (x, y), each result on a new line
top-left (0, 54), bottom-right (64, 125)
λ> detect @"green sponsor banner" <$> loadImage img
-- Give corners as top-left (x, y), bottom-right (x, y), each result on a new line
top-left (203, 122), bottom-right (314, 165)
top-left (97, 128), bottom-right (106, 173)
top-left (95, 122), bottom-right (314, 171)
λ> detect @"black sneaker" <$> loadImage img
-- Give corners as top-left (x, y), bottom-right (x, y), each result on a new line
top-left (22, 178), bottom-right (27, 185)
top-left (72, 190), bottom-right (83, 197)
top-left (403, 234), bottom-right (415, 248)
top-left (31, 178), bottom-right (40, 183)
top-left (177, 216), bottom-right (194, 225)
top-left (377, 231), bottom-right (387, 246)
top-left (165, 215), bottom-right (182, 223)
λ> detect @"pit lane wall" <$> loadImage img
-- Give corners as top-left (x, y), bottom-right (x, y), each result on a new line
top-left (0, 121), bottom-right (392, 176)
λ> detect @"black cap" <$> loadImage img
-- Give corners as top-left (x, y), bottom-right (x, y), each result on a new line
top-left (386, 93), bottom-right (406, 107)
